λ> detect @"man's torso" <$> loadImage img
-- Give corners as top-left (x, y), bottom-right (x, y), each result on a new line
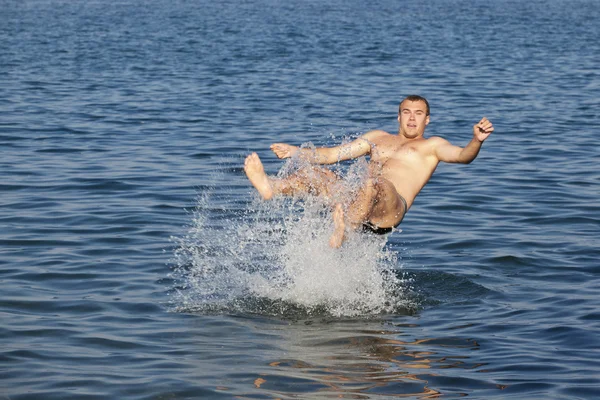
top-left (366, 131), bottom-right (440, 208)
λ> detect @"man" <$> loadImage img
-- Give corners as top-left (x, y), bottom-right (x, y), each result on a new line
top-left (244, 95), bottom-right (494, 247)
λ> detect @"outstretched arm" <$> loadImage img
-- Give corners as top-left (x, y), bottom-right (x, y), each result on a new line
top-left (270, 130), bottom-right (384, 164)
top-left (434, 118), bottom-right (494, 164)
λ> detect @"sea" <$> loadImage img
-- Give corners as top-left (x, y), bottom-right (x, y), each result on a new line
top-left (1, 0), bottom-right (599, 398)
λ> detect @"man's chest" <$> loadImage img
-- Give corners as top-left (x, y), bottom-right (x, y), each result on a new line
top-left (370, 139), bottom-right (425, 164)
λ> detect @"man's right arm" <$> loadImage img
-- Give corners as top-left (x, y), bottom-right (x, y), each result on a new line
top-left (271, 130), bottom-right (384, 164)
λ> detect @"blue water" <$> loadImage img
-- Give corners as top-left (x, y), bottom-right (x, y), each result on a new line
top-left (2, 0), bottom-right (600, 398)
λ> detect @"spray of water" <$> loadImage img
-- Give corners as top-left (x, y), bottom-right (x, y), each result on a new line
top-left (170, 155), bottom-right (415, 318)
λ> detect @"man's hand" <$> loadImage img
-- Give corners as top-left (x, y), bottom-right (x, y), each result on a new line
top-left (270, 143), bottom-right (298, 159)
top-left (473, 118), bottom-right (494, 142)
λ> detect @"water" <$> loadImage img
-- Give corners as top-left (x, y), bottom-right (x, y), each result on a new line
top-left (1, 0), bottom-right (599, 398)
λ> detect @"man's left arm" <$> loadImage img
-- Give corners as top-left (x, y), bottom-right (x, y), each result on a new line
top-left (435, 117), bottom-right (494, 164)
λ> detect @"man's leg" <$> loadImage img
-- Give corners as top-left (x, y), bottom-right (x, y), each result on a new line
top-left (329, 177), bottom-right (405, 248)
top-left (245, 153), bottom-right (403, 249)
top-left (328, 178), bottom-right (377, 248)
top-left (244, 152), bottom-right (339, 200)
top-left (244, 153), bottom-right (275, 200)
top-left (329, 203), bottom-right (346, 248)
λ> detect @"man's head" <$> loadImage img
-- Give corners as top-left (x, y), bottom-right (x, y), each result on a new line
top-left (398, 95), bottom-right (430, 138)
top-left (399, 95), bottom-right (429, 116)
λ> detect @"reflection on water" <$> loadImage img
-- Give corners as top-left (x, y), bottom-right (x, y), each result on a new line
top-left (220, 318), bottom-right (506, 399)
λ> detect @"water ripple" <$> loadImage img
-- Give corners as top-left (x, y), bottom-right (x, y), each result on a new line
top-left (2, 0), bottom-right (600, 398)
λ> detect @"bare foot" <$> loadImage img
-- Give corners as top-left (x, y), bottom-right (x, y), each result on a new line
top-left (244, 153), bottom-right (274, 200)
top-left (329, 203), bottom-right (346, 248)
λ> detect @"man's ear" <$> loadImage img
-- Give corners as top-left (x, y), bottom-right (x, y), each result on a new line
top-left (425, 115), bottom-right (430, 126)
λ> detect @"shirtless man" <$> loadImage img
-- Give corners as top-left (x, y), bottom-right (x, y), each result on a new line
top-left (244, 95), bottom-right (494, 247)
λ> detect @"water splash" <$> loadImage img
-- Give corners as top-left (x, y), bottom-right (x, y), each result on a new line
top-left (170, 158), bottom-right (416, 318)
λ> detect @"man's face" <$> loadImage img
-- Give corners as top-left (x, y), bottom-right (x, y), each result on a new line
top-left (398, 100), bottom-right (430, 138)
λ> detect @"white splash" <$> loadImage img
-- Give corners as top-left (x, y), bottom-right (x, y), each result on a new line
top-left (170, 158), bottom-right (413, 317)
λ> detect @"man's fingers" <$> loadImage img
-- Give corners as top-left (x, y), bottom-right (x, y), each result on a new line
top-left (477, 118), bottom-right (494, 133)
